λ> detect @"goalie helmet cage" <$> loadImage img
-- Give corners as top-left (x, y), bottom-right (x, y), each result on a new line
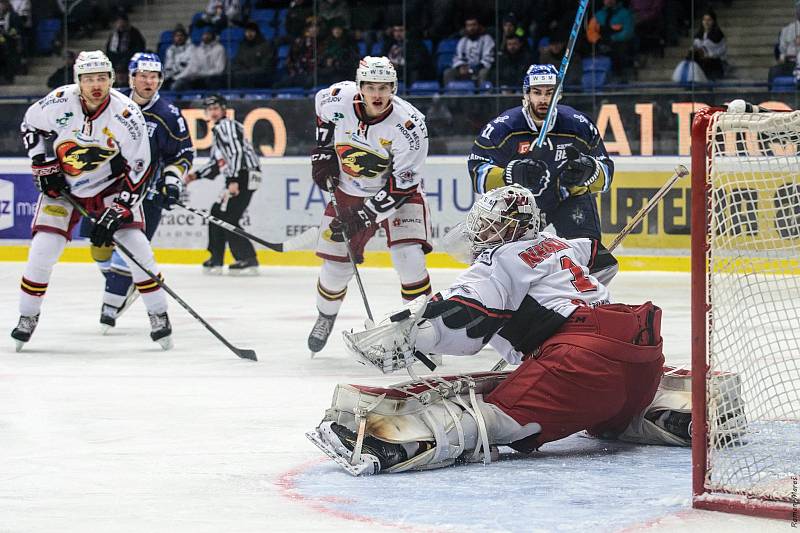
top-left (690, 105), bottom-right (800, 521)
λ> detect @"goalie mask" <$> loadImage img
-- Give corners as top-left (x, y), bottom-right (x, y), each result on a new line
top-left (465, 184), bottom-right (540, 254)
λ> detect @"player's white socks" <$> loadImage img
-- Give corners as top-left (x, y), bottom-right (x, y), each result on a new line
top-left (114, 229), bottom-right (168, 314)
top-left (19, 231), bottom-right (67, 316)
top-left (390, 243), bottom-right (431, 301)
top-left (316, 260), bottom-right (354, 316)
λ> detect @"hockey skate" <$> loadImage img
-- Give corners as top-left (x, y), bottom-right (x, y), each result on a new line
top-left (228, 257), bottom-right (259, 276)
top-left (148, 311), bottom-right (173, 350)
top-left (99, 304), bottom-right (118, 334)
top-left (202, 258), bottom-right (223, 276)
top-left (11, 314), bottom-right (39, 352)
top-left (306, 421), bottom-right (408, 476)
top-left (308, 311), bottom-right (337, 356)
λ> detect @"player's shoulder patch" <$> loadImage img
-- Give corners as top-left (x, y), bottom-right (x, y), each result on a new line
top-left (37, 85), bottom-right (75, 110)
top-left (317, 81), bottom-right (356, 106)
top-left (477, 106), bottom-right (526, 146)
top-left (557, 105), bottom-right (599, 139)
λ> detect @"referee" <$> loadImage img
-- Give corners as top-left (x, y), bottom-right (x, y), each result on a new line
top-left (186, 94), bottom-right (262, 275)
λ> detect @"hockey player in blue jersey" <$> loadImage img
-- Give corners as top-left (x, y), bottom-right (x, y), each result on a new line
top-left (468, 64), bottom-right (618, 282)
top-left (88, 52), bottom-right (195, 331)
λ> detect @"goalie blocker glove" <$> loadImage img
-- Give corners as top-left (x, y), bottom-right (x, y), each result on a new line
top-left (90, 200), bottom-right (133, 247)
top-left (311, 146), bottom-right (340, 191)
top-left (31, 155), bottom-right (68, 199)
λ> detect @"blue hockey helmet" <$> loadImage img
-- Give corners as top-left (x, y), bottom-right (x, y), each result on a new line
top-left (522, 64), bottom-right (558, 93)
top-left (128, 52), bottom-right (163, 90)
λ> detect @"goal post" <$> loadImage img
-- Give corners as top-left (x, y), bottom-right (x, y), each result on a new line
top-left (691, 105), bottom-right (800, 521)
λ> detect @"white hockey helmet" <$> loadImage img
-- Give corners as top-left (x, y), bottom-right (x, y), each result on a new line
top-left (74, 50), bottom-right (115, 85)
top-left (465, 184), bottom-right (540, 253)
top-left (355, 56), bottom-right (397, 94)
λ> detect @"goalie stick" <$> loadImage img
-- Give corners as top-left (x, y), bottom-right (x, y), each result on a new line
top-left (63, 194), bottom-right (258, 361)
top-left (490, 165), bottom-right (690, 372)
top-left (175, 200), bottom-right (319, 252)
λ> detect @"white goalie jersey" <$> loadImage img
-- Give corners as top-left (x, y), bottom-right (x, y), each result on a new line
top-left (420, 232), bottom-right (612, 364)
top-left (314, 81), bottom-right (428, 201)
top-left (20, 85), bottom-right (152, 203)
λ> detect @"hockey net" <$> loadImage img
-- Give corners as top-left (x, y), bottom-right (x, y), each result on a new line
top-left (691, 106), bottom-right (800, 520)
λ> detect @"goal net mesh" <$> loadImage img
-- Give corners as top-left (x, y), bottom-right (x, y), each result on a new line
top-left (704, 110), bottom-right (800, 503)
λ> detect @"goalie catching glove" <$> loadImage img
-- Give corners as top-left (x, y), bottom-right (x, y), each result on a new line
top-left (31, 155), bottom-right (68, 199)
top-left (90, 200), bottom-right (133, 247)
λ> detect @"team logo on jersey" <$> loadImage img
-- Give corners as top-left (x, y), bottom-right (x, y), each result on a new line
top-left (55, 112), bottom-right (73, 127)
top-left (56, 141), bottom-right (117, 176)
top-left (335, 144), bottom-right (390, 178)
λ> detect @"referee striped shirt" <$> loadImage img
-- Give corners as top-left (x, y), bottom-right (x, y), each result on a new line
top-left (199, 118), bottom-right (261, 189)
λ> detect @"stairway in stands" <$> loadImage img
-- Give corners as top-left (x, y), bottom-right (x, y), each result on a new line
top-left (5, 0), bottom-right (208, 98)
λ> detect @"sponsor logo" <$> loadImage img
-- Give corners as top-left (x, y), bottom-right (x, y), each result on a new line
top-left (396, 169), bottom-right (415, 184)
top-left (379, 137), bottom-right (392, 147)
top-left (518, 141), bottom-right (531, 153)
top-left (332, 112), bottom-right (345, 122)
top-left (395, 122), bottom-right (420, 150)
top-left (122, 108), bottom-right (132, 119)
top-left (335, 144), bottom-right (390, 178)
top-left (55, 112), bottom-right (73, 127)
top-left (43, 204), bottom-right (69, 217)
top-left (133, 159), bottom-right (146, 173)
top-left (56, 141), bottom-right (117, 176)
top-left (493, 115), bottom-right (510, 124)
top-left (404, 119), bottom-right (416, 130)
top-left (55, 91), bottom-right (64, 97)
top-left (573, 113), bottom-right (589, 124)
top-left (0, 179), bottom-right (13, 231)
top-left (331, 88), bottom-right (340, 96)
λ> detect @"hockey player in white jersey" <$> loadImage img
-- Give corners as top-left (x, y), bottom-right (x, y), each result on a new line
top-left (306, 184), bottom-right (714, 476)
top-left (11, 50), bottom-right (173, 351)
top-left (307, 56), bottom-right (433, 354)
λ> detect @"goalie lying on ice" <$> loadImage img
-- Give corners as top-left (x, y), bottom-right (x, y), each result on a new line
top-left (307, 185), bottom-right (738, 476)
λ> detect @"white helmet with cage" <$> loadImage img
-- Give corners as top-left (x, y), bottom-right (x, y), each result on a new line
top-left (465, 184), bottom-right (541, 254)
top-left (355, 56), bottom-right (398, 94)
top-left (73, 50), bottom-right (115, 86)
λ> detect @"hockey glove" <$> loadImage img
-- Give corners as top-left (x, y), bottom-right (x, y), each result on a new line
top-left (31, 156), bottom-right (68, 199)
top-left (90, 201), bottom-right (133, 247)
top-left (504, 158), bottom-right (549, 191)
top-left (157, 171), bottom-right (182, 210)
top-left (311, 146), bottom-right (340, 191)
top-left (329, 205), bottom-right (377, 242)
top-left (559, 146), bottom-right (600, 188)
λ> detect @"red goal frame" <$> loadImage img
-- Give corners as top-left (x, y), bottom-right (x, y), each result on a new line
top-left (690, 106), bottom-right (797, 521)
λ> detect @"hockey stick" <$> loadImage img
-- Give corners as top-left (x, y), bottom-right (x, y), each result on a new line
top-left (326, 182), bottom-right (374, 323)
top-left (175, 200), bottom-right (319, 252)
top-left (489, 164), bottom-right (689, 372)
top-left (62, 194), bottom-right (258, 361)
top-left (607, 164), bottom-right (689, 252)
top-left (531, 0), bottom-right (590, 151)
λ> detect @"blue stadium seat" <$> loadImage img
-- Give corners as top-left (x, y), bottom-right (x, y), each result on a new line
top-left (257, 22), bottom-right (276, 40)
top-left (158, 42), bottom-right (170, 60)
top-left (422, 39), bottom-right (433, 54)
top-left (250, 8), bottom-right (275, 23)
top-left (190, 26), bottom-right (204, 45)
top-left (357, 41), bottom-right (367, 57)
top-left (409, 80), bottom-right (439, 95)
top-left (35, 18), bottom-right (62, 55)
top-left (275, 87), bottom-right (306, 98)
top-left (370, 42), bottom-right (382, 56)
top-left (396, 81), bottom-right (406, 95)
top-left (276, 8), bottom-right (289, 36)
top-left (581, 69), bottom-right (608, 92)
top-left (159, 30), bottom-right (173, 44)
top-left (191, 12), bottom-right (204, 26)
top-left (582, 56), bottom-right (612, 73)
top-left (444, 80), bottom-right (476, 94)
top-left (436, 53), bottom-right (453, 75)
top-left (436, 38), bottom-right (458, 55)
top-left (276, 44), bottom-right (291, 74)
top-left (478, 80), bottom-right (493, 93)
top-left (771, 76), bottom-right (797, 93)
top-left (220, 27), bottom-right (245, 58)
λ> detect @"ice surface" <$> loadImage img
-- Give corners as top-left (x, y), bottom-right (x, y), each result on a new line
top-left (0, 263), bottom-right (789, 532)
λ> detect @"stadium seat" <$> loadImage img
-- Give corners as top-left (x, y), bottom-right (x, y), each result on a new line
top-left (250, 9), bottom-right (275, 23)
top-left (370, 42), bottom-right (382, 56)
top-left (581, 69), bottom-right (608, 92)
top-left (276, 43), bottom-right (290, 74)
top-left (276, 8), bottom-right (288, 36)
top-left (190, 26), bottom-right (204, 45)
top-left (220, 27), bottom-right (245, 58)
top-left (409, 80), bottom-right (440, 95)
top-left (275, 87), bottom-right (306, 98)
top-left (422, 39), bottom-right (433, 54)
top-left (357, 41), bottom-right (367, 56)
top-left (771, 76), bottom-right (797, 93)
top-left (158, 43), bottom-right (170, 60)
top-left (436, 53), bottom-right (453, 76)
top-left (445, 80), bottom-right (475, 94)
top-left (582, 56), bottom-right (612, 74)
top-left (256, 22), bottom-right (276, 40)
top-left (477, 80), bottom-right (493, 93)
top-left (436, 38), bottom-right (458, 56)
top-left (35, 18), bottom-right (61, 55)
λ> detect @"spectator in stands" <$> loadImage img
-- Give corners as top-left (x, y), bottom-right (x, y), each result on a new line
top-left (382, 25), bottom-right (433, 86)
top-left (586, 0), bottom-right (635, 82)
top-left (492, 34), bottom-right (532, 91)
top-left (232, 22), bottom-right (273, 88)
top-left (500, 13), bottom-right (526, 52)
top-left (769, 1), bottom-right (800, 84)
top-left (105, 13), bottom-right (146, 84)
top-left (630, 0), bottom-right (665, 55)
top-left (691, 9), bottom-right (727, 81)
top-left (9, 0), bottom-right (30, 72)
top-left (172, 28), bottom-right (227, 91)
top-left (202, 0), bottom-right (242, 28)
top-left (0, 0), bottom-right (22, 82)
top-left (163, 25), bottom-right (193, 90)
top-left (46, 50), bottom-right (76, 88)
top-left (275, 22), bottom-right (319, 88)
top-left (285, 0), bottom-right (313, 40)
top-left (318, 0), bottom-right (350, 30)
top-left (424, 0), bottom-right (457, 43)
top-left (537, 1), bottom-right (580, 86)
top-left (349, 0), bottom-right (383, 47)
top-left (443, 17), bottom-right (495, 86)
top-left (317, 19), bottom-right (359, 86)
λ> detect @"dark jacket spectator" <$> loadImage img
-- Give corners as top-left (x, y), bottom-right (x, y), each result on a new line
top-left (285, 0), bottom-right (313, 39)
top-left (232, 22), bottom-right (273, 88)
top-left (630, 0), bottom-right (666, 54)
top-left (318, 0), bottom-right (350, 30)
top-left (47, 50), bottom-right (76, 88)
top-left (105, 13), bottom-right (146, 81)
top-left (317, 21), bottom-right (359, 85)
top-left (382, 25), bottom-right (434, 85)
top-left (0, 0), bottom-right (22, 82)
top-left (586, 0), bottom-right (635, 81)
top-left (275, 23), bottom-right (320, 88)
top-left (493, 34), bottom-right (533, 90)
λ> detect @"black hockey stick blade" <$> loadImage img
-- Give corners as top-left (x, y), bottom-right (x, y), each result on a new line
top-left (235, 348), bottom-right (258, 361)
